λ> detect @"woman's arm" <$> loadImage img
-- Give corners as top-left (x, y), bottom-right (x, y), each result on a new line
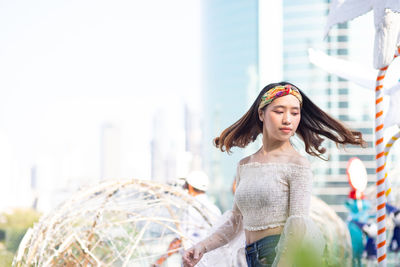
top-left (200, 163), bottom-right (244, 251)
top-left (183, 206), bottom-right (243, 267)
top-left (200, 205), bottom-right (243, 252)
top-left (183, 163), bottom-right (244, 267)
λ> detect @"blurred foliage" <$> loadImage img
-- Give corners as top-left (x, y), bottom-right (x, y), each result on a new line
top-left (283, 240), bottom-right (344, 267)
top-left (0, 249), bottom-right (14, 267)
top-left (5, 228), bottom-right (29, 253)
top-left (0, 208), bottom-right (41, 263)
top-left (0, 208), bottom-right (41, 229)
top-left (291, 245), bottom-right (331, 267)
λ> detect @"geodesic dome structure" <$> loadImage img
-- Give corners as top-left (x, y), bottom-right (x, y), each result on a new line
top-left (13, 179), bottom-right (219, 266)
top-left (13, 178), bottom-right (353, 267)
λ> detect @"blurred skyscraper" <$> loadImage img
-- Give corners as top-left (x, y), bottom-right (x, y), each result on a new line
top-left (280, 0), bottom-right (376, 218)
top-left (184, 104), bottom-right (203, 171)
top-left (202, 0), bottom-right (384, 217)
top-left (202, 0), bottom-right (259, 210)
top-left (30, 165), bottom-right (38, 210)
top-left (100, 123), bottom-right (122, 180)
top-left (151, 111), bottom-right (175, 183)
top-left (150, 102), bottom-right (194, 184)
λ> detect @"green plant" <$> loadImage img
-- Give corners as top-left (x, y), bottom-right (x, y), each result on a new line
top-left (0, 249), bottom-right (14, 267)
top-left (0, 208), bottom-right (41, 258)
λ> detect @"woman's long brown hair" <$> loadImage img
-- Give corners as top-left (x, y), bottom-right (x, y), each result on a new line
top-left (213, 82), bottom-right (366, 159)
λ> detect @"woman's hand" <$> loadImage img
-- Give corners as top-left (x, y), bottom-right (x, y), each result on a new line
top-left (182, 242), bottom-right (206, 267)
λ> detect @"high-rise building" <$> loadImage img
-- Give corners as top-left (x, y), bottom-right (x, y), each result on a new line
top-left (280, 0), bottom-right (377, 218)
top-left (150, 102), bottom-right (189, 184)
top-left (202, 0), bottom-right (260, 210)
top-left (151, 111), bottom-right (173, 183)
top-left (184, 104), bottom-right (203, 171)
top-left (100, 123), bottom-right (122, 180)
top-left (203, 0), bottom-right (392, 218)
top-left (30, 165), bottom-right (38, 210)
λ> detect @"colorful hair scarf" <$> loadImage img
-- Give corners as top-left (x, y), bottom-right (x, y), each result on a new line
top-left (258, 84), bottom-right (303, 110)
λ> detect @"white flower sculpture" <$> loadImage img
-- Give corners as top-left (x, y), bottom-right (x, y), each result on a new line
top-left (325, 0), bottom-right (400, 69)
top-left (308, 48), bottom-right (400, 129)
top-left (12, 179), bottom-right (219, 267)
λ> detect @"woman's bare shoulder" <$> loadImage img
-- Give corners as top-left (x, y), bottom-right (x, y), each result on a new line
top-left (238, 155), bottom-right (252, 166)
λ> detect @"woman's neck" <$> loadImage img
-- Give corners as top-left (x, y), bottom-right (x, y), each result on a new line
top-left (260, 137), bottom-right (293, 155)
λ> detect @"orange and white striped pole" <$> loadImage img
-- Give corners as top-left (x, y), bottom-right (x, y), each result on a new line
top-left (376, 46), bottom-right (400, 266)
top-left (375, 63), bottom-right (387, 266)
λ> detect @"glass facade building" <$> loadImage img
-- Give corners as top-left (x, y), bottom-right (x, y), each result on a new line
top-left (202, 0), bottom-right (259, 210)
top-left (281, 0), bottom-right (376, 218)
top-left (203, 0), bottom-right (399, 219)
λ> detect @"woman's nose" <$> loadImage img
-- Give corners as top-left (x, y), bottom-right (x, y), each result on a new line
top-left (282, 113), bottom-right (291, 124)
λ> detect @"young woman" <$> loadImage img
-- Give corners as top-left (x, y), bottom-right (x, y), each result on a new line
top-left (183, 82), bottom-right (366, 267)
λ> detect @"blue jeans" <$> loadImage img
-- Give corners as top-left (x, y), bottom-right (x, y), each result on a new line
top-left (245, 234), bottom-right (281, 267)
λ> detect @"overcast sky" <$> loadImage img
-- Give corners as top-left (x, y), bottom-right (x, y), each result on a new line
top-left (0, 0), bottom-right (202, 210)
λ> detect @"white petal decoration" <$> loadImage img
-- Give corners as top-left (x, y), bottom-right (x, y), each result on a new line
top-left (308, 48), bottom-right (377, 90)
top-left (325, 0), bottom-right (373, 37)
top-left (325, 0), bottom-right (400, 69)
top-left (373, 9), bottom-right (400, 68)
top-left (308, 48), bottom-right (400, 129)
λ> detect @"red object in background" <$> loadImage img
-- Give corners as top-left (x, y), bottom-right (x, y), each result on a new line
top-left (348, 189), bottom-right (365, 200)
top-left (346, 157), bottom-right (368, 200)
top-left (347, 157), bottom-right (359, 190)
top-left (154, 237), bottom-right (182, 266)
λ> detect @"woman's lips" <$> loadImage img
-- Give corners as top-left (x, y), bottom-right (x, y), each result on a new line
top-left (280, 128), bottom-right (292, 134)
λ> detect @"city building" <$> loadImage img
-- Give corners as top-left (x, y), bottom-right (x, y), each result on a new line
top-left (100, 123), bottom-right (122, 180)
top-left (150, 101), bottom-right (189, 184)
top-left (280, 0), bottom-right (377, 218)
top-left (202, 0), bottom-right (400, 218)
top-left (202, 0), bottom-right (260, 210)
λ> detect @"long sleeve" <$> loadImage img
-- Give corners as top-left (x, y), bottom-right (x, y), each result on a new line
top-left (199, 164), bottom-right (243, 252)
top-left (199, 205), bottom-right (243, 253)
top-left (193, 164), bottom-right (246, 267)
top-left (194, 205), bottom-right (246, 267)
top-left (272, 166), bottom-right (325, 267)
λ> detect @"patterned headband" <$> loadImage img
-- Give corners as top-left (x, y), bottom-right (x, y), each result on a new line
top-left (258, 84), bottom-right (303, 110)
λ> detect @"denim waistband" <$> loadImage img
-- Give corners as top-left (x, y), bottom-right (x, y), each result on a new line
top-left (245, 234), bottom-right (281, 253)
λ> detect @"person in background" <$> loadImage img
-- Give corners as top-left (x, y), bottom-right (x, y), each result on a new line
top-left (153, 171), bottom-right (221, 266)
top-left (387, 203), bottom-right (400, 263)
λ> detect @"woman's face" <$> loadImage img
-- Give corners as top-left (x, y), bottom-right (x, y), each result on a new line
top-left (258, 94), bottom-right (301, 142)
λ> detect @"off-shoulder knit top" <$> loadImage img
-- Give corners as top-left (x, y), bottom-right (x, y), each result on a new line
top-left (233, 162), bottom-right (313, 231)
